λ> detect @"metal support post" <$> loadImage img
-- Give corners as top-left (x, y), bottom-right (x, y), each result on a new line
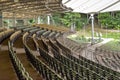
top-left (91, 14), bottom-right (95, 44)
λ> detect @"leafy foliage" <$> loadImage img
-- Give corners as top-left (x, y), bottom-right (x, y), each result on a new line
top-left (29, 19), bottom-right (35, 24)
top-left (52, 12), bottom-right (87, 30)
top-left (98, 12), bottom-right (120, 29)
top-left (52, 13), bottom-right (62, 26)
top-left (60, 13), bottom-right (81, 27)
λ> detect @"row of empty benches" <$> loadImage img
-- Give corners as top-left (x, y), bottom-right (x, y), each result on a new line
top-left (94, 48), bottom-right (120, 72)
top-left (0, 26), bottom-right (120, 80)
top-left (0, 26), bottom-right (63, 80)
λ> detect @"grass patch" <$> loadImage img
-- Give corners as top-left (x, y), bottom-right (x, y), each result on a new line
top-left (68, 36), bottom-right (103, 44)
top-left (76, 29), bottom-right (120, 39)
top-left (102, 32), bottom-right (120, 39)
top-left (99, 40), bottom-right (120, 52)
top-left (68, 33), bottom-right (89, 44)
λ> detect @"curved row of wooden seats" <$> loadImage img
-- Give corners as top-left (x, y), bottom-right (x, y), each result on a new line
top-left (8, 31), bottom-right (33, 80)
top-left (0, 29), bottom-right (14, 44)
top-left (38, 43), bottom-right (87, 80)
top-left (36, 30), bottom-right (46, 37)
top-left (48, 31), bottom-right (56, 38)
top-left (54, 39), bottom-right (120, 79)
top-left (14, 27), bottom-right (62, 50)
top-left (20, 25), bottom-right (120, 80)
top-left (32, 34), bottom-right (88, 80)
top-left (2, 25), bottom-right (120, 80)
top-left (0, 25), bottom-right (65, 80)
top-left (0, 30), bottom-right (17, 80)
top-left (31, 32), bottom-right (117, 80)
top-left (28, 28), bottom-right (41, 37)
top-left (33, 31), bottom-right (83, 79)
top-left (13, 26), bottom-right (120, 80)
top-left (10, 30), bottom-right (22, 44)
top-left (8, 42), bottom-right (33, 80)
top-left (22, 27), bottom-right (39, 33)
top-left (95, 49), bottom-right (120, 65)
top-left (94, 48), bottom-right (120, 71)
top-left (10, 26), bottom-right (30, 30)
top-left (35, 24), bottom-right (69, 32)
top-left (53, 39), bottom-right (120, 79)
top-left (23, 32), bottom-right (63, 80)
top-left (0, 27), bottom-right (6, 32)
top-left (34, 27), bottom-right (61, 39)
top-left (33, 28), bottom-right (62, 52)
top-left (45, 39), bottom-right (105, 80)
top-left (8, 27), bottom-right (48, 80)
top-left (42, 31), bottom-right (51, 37)
top-left (58, 37), bottom-right (87, 53)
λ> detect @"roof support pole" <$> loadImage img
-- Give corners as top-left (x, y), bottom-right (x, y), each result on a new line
top-left (8, 19), bottom-right (10, 28)
top-left (91, 14), bottom-right (94, 44)
top-left (13, 12), bottom-right (16, 27)
top-left (0, 11), bottom-right (3, 27)
top-left (24, 18), bottom-right (28, 26)
top-left (34, 16), bottom-right (38, 24)
top-left (47, 14), bottom-right (50, 25)
top-left (38, 16), bottom-right (41, 24)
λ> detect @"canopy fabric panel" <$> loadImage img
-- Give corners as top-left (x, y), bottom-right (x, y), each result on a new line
top-left (101, 1), bottom-right (120, 13)
top-left (62, 0), bottom-right (120, 14)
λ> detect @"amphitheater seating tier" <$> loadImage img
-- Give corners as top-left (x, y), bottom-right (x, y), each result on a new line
top-left (0, 25), bottom-right (120, 80)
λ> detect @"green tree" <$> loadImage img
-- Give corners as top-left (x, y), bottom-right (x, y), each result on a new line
top-left (60, 13), bottom-right (81, 27)
top-left (98, 12), bottom-right (120, 29)
top-left (52, 12), bottom-right (87, 30)
top-left (29, 19), bottom-right (35, 24)
top-left (52, 13), bottom-right (62, 26)
top-left (98, 13), bottom-right (112, 28)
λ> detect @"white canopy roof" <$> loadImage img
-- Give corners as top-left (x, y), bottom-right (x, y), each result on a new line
top-left (62, 0), bottom-right (120, 14)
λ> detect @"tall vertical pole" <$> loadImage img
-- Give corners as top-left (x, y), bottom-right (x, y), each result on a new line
top-left (13, 12), bottom-right (16, 27)
top-left (8, 19), bottom-right (10, 28)
top-left (34, 15), bottom-right (38, 24)
top-left (70, 23), bottom-right (74, 32)
top-left (38, 16), bottom-right (41, 24)
top-left (0, 11), bottom-right (3, 27)
top-left (73, 22), bottom-right (76, 32)
top-left (83, 23), bottom-right (85, 36)
top-left (87, 14), bottom-right (89, 20)
top-left (51, 15), bottom-right (55, 25)
top-left (91, 14), bottom-right (94, 44)
top-left (24, 18), bottom-right (28, 26)
top-left (47, 14), bottom-right (50, 25)
top-left (106, 24), bottom-right (107, 38)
